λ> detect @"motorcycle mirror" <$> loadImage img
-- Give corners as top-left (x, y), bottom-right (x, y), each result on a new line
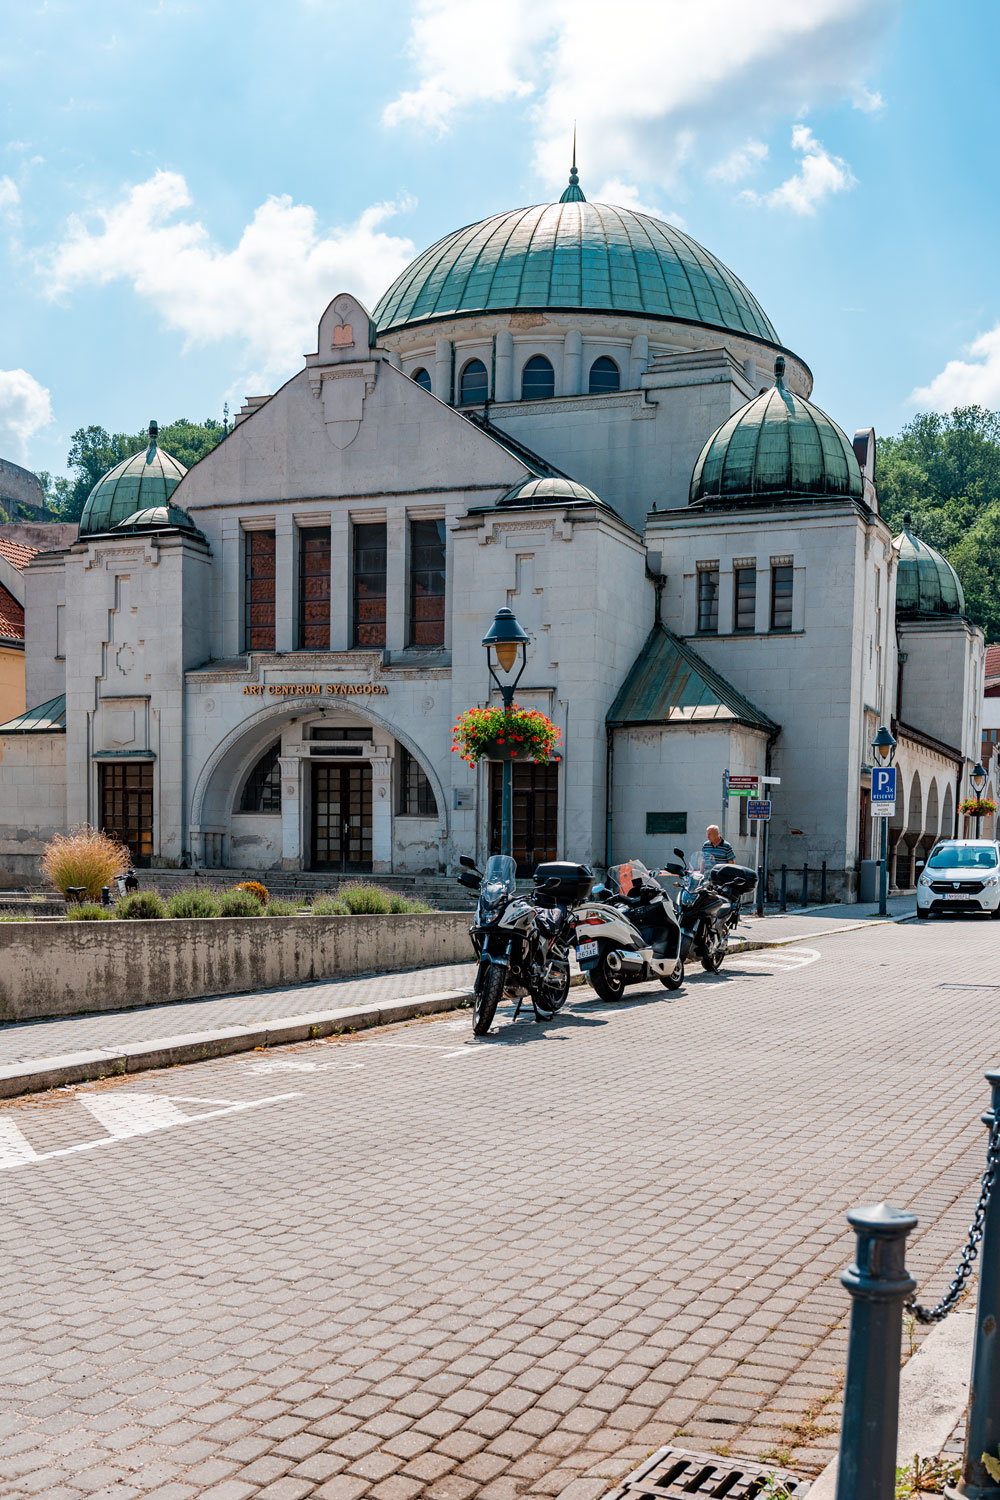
top-left (664, 862), bottom-right (684, 876)
top-left (459, 855), bottom-right (478, 871)
top-left (673, 848), bottom-right (686, 861)
top-left (457, 871), bottom-right (480, 889)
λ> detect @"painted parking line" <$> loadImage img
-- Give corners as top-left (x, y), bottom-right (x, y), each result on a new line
top-left (732, 945), bottom-right (822, 970)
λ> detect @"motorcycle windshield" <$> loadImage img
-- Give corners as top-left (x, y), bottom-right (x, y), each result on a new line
top-left (481, 854), bottom-right (517, 906)
top-left (606, 860), bottom-right (653, 897)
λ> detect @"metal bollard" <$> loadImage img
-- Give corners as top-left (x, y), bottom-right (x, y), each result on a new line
top-left (779, 864), bottom-right (788, 912)
top-left (801, 863), bottom-right (809, 908)
top-left (955, 1068), bottom-right (1000, 1499)
top-left (821, 860), bottom-right (828, 903)
top-left (836, 1203), bottom-right (917, 1500)
top-left (756, 865), bottom-right (764, 917)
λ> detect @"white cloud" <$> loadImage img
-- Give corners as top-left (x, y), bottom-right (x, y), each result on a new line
top-left (0, 176), bottom-right (20, 220)
top-left (43, 171), bottom-right (417, 382)
top-left (742, 124), bottom-right (856, 214)
top-left (0, 369), bottom-right (52, 458)
top-left (709, 140), bottom-right (768, 184)
top-left (852, 85), bottom-right (886, 113)
top-left (910, 325), bottom-right (1000, 411)
top-left (593, 178), bottom-right (683, 226)
top-left (383, 0), bottom-right (892, 200)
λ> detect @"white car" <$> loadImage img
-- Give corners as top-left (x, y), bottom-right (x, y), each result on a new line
top-left (916, 839), bottom-right (1000, 919)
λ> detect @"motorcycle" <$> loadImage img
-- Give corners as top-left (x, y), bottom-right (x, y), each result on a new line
top-left (571, 859), bottom-right (685, 1002)
top-left (456, 856), bottom-right (581, 1035)
top-left (662, 848), bottom-right (757, 973)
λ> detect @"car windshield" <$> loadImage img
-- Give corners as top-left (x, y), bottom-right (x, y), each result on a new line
top-left (481, 854), bottom-right (517, 901)
top-left (927, 844), bottom-right (998, 869)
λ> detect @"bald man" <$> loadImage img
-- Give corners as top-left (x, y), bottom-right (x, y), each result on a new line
top-left (701, 824), bottom-right (736, 869)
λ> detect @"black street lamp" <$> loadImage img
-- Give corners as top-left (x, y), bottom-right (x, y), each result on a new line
top-left (871, 725), bottom-right (897, 917)
top-left (482, 608), bottom-right (530, 859)
top-left (971, 761), bottom-right (989, 838)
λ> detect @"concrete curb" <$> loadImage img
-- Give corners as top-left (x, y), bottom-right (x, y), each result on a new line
top-left (0, 911), bottom-right (913, 1101)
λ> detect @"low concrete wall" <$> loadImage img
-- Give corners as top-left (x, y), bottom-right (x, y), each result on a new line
top-left (0, 912), bottom-right (472, 1021)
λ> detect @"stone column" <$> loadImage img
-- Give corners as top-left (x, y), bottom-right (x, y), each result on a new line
top-left (494, 329), bottom-right (513, 402)
top-left (629, 333), bottom-right (649, 389)
top-left (279, 755), bottom-right (303, 869)
top-left (434, 338), bottom-right (452, 404)
top-left (370, 754), bottom-right (393, 873)
top-left (275, 515), bottom-right (295, 652)
top-left (330, 515), bottom-right (350, 651)
top-left (562, 329), bottom-right (582, 397)
top-left (385, 512), bottom-right (407, 652)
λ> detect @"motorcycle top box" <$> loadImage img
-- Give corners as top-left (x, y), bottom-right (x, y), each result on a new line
top-left (709, 862), bottom-right (757, 897)
top-left (532, 861), bottom-right (595, 903)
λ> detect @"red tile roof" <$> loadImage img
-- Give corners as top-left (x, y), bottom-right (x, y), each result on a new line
top-left (0, 536), bottom-right (39, 572)
top-left (0, 582), bottom-right (24, 643)
top-left (986, 643), bottom-right (1000, 684)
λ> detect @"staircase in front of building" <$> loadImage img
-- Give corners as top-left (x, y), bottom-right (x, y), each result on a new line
top-left (140, 868), bottom-right (477, 910)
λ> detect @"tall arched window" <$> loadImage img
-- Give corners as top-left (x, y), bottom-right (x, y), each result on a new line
top-left (521, 355), bottom-right (554, 401)
top-left (589, 356), bottom-right (620, 394)
top-left (238, 742), bottom-right (281, 812)
top-left (411, 367), bottom-right (432, 392)
top-left (459, 359), bottom-right (488, 405)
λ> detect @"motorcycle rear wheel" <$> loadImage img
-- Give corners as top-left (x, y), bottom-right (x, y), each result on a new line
top-left (532, 963), bottom-right (570, 1018)
top-left (700, 936), bottom-right (726, 973)
top-left (473, 962), bottom-right (506, 1036)
top-left (590, 954), bottom-right (627, 1002)
top-left (660, 958), bottom-right (684, 990)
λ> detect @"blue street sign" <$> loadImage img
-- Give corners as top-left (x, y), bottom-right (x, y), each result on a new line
top-left (871, 766), bottom-right (897, 803)
top-left (748, 799), bottom-right (771, 821)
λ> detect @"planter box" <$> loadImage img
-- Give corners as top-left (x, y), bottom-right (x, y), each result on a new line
top-left (0, 912), bottom-right (471, 1023)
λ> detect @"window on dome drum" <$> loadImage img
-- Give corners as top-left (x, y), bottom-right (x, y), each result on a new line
top-left (399, 747), bottom-right (438, 817)
top-left (588, 356), bottom-right (620, 394)
top-left (353, 521), bottom-right (387, 648)
top-left (521, 356), bottom-right (555, 401)
top-left (734, 568), bottom-right (757, 632)
top-left (770, 564), bottom-right (794, 631)
top-left (697, 569), bottom-right (719, 634)
top-left (298, 526), bottom-right (330, 650)
top-left (409, 517), bottom-right (446, 647)
top-left (459, 359), bottom-right (488, 405)
top-left (411, 367), bottom-right (432, 392)
top-left (244, 529), bottom-right (276, 652)
top-left (239, 743), bottom-right (282, 813)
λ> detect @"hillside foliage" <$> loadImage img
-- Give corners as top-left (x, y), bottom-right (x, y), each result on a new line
top-left (42, 417), bottom-right (226, 522)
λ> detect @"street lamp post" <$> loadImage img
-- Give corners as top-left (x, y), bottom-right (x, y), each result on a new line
top-left (971, 761), bottom-right (988, 838)
top-left (871, 725), bottom-right (897, 918)
top-left (482, 607), bottom-right (530, 859)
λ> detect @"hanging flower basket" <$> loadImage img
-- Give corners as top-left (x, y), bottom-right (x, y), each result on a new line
top-left (960, 797), bottom-right (996, 817)
top-left (452, 704), bottom-right (562, 766)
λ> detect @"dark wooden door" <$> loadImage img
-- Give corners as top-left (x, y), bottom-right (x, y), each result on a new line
top-left (858, 787), bottom-right (871, 862)
top-left (311, 762), bottom-right (372, 872)
top-left (100, 761), bottom-right (154, 867)
top-left (490, 761), bottom-right (559, 876)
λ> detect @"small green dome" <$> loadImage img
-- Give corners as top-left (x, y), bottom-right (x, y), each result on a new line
top-left (690, 358), bottom-right (863, 506)
top-left (116, 503), bottom-right (203, 537)
top-left (78, 423), bottom-right (187, 537)
top-left (894, 514), bottom-right (966, 620)
top-left (374, 199), bottom-right (778, 345)
top-left (498, 475), bottom-right (605, 508)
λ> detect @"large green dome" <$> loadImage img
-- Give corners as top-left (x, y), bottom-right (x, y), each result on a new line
top-left (373, 199), bottom-right (779, 345)
top-left (894, 515), bottom-right (966, 620)
top-left (78, 423), bottom-right (187, 537)
top-left (690, 358), bottom-right (862, 506)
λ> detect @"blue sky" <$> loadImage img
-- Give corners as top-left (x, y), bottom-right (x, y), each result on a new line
top-left (2, 0), bottom-right (1000, 482)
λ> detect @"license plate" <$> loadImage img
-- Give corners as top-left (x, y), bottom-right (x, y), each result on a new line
top-left (942, 892), bottom-right (975, 901)
top-left (577, 941), bottom-right (599, 959)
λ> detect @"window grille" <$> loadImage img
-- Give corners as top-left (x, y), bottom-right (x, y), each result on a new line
top-left (459, 359), bottom-right (488, 404)
top-left (697, 569), bottom-right (719, 633)
top-left (100, 761), bottom-right (154, 866)
top-left (411, 367), bottom-right (432, 392)
top-left (239, 743), bottom-right (281, 812)
top-left (521, 356), bottom-right (554, 400)
top-left (298, 526), bottom-right (330, 649)
top-left (353, 521), bottom-right (387, 647)
top-left (399, 747), bottom-right (437, 816)
top-left (409, 518), bottom-right (446, 646)
top-left (244, 530), bottom-right (276, 651)
top-left (588, 356), bottom-right (620, 394)
top-left (734, 567), bottom-right (756, 632)
top-left (771, 564), bottom-right (794, 631)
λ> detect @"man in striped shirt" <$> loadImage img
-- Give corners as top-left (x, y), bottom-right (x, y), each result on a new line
top-left (701, 824), bottom-right (736, 869)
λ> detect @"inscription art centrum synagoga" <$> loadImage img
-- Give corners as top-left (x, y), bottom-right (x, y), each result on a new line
top-left (241, 682), bottom-right (390, 697)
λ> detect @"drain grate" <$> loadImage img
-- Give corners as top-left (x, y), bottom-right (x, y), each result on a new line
top-left (602, 1445), bottom-right (810, 1499)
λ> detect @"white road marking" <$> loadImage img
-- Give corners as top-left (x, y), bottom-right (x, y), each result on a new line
top-left (734, 946), bottom-right (821, 970)
top-left (81, 1095), bottom-right (191, 1138)
top-left (0, 1093), bottom-right (300, 1172)
top-left (242, 1058), bottom-right (364, 1074)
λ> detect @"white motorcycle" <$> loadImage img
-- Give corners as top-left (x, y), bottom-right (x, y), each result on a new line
top-left (571, 860), bottom-right (685, 1001)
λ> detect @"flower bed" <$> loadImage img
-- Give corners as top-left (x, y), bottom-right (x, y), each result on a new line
top-left (452, 704), bottom-right (561, 765)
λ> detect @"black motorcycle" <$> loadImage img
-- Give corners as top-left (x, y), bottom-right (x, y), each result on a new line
top-left (663, 848), bottom-right (757, 973)
top-left (456, 856), bottom-right (578, 1035)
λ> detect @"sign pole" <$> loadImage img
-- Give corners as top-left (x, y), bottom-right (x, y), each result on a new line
top-left (879, 812), bottom-right (888, 917)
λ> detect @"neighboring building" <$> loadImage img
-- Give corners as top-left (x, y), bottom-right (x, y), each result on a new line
top-left (0, 537), bottom-right (39, 726)
top-left (0, 164), bottom-right (986, 893)
top-left (0, 458), bottom-right (45, 519)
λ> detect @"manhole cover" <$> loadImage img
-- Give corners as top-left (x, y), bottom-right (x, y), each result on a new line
top-left (602, 1445), bottom-right (810, 1499)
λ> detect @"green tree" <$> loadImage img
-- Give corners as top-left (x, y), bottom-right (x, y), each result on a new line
top-left (48, 417), bottom-right (225, 523)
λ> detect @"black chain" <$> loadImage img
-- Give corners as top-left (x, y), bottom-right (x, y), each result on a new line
top-left (906, 1106), bottom-right (1000, 1324)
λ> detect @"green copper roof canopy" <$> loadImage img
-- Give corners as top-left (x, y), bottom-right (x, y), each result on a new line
top-left (608, 625), bottom-right (779, 733)
top-left (374, 200), bottom-right (779, 343)
top-left (115, 503), bottom-right (204, 538)
top-left (894, 513), bottom-right (966, 620)
top-left (0, 692), bottom-right (66, 734)
top-left (78, 422), bottom-right (187, 538)
top-left (689, 357), bottom-right (863, 506)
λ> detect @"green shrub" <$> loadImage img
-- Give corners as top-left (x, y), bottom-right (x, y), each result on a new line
top-left (116, 890), bottom-right (166, 920)
top-left (217, 889), bottom-right (264, 917)
top-left (166, 890), bottom-right (222, 919)
top-left (0, 913), bottom-right (34, 922)
top-left (388, 893), bottom-right (432, 913)
top-left (67, 902), bottom-right (115, 921)
top-left (338, 882), bottom-right (393, 915)
top-left (234, 879), bottom-right (269, 906)
top-left (265, 898), bottom-right (300, 916)
top-left (311, 895), bottom-right (350, 916)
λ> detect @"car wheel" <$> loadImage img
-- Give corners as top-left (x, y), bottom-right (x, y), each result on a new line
top-left (990, 904), bottom-right (1000, 920)
top-left (916, 907), bottom-right (929, 921)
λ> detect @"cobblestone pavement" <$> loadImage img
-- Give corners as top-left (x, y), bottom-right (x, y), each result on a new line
top-left (0, 917), bottom-right (990, 1499)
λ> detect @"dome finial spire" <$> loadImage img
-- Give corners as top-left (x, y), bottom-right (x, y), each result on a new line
top-left (559, 125), bottom-right (586, 203)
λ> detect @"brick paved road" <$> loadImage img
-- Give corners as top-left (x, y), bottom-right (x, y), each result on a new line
top-left (0, 919), bottom-right (992, 1499)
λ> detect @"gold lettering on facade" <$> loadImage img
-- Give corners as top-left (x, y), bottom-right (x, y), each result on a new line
top-left (242, 682), bottom-right (388, 698)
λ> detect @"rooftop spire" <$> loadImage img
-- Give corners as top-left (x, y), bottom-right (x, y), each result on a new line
top-left (559, 126), bottom-right (586, 203)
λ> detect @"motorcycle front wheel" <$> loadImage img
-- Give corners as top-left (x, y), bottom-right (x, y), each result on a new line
top-left (700, 932), bottom-right (726, 973)
top-left (660, 957), bottom-right (684, 990)
top-left (590, 952), bottom-right (627, 1002)
top-left (473, 962), bottom-right (506, 1036)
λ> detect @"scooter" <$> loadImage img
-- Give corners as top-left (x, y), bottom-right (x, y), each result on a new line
top-left (570, 860), bottom-right (684, 1002)
top-left (662, 848), bottom-right (757, 973)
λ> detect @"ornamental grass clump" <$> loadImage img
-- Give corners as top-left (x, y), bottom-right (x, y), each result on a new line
top-left (338, 882), bottom-right (393, 915)
top-left (234, 880), bottom-right (269, 906)
top-left (41, 826), bottom-right (131, 901)
top-left (217, 889), bottom-right (265, 917)
top-left (311, 895), bottom-right (350, 916)
top-left (116, 891), bottom-right (166, 920)
top-left (166, 890), bottom-right (222, 919)
top-left (67, 903), bottom-right (115, 921)
top-left (451, 704), bottom-right (561, 766)
top-left (388, 892), bottom-right (432, 913)
top-left (265, 898), bottom-right (301, 916)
